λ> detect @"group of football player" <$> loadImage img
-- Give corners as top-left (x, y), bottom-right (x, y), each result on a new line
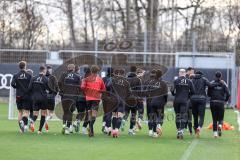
top-left (11, 61), bottom-right (230, 139)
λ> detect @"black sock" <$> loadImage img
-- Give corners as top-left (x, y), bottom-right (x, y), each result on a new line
top-left (117, 117), bottom-right (122, 129)
top-left (89, 117), bottom-right (96, 133)
top-left (39, 116), bottom-right (45, 132)
top-left (32, 115), bottom-right (38, 122)
top-left (112, 117), bottom-right (117, 129)
top-left (153, 122), bottom-right (157, 132)
top-left (105, 115), bottom-right (112, 128)
top-left (67, 121), bottom-right (72, 128)
top-left (22, 116), bottom-right (28, 126)
top-left (130, 119), bottom-right (135, 129)
top-left (83, 121), bottom-right (89, 128)
top-left (148, 121), bottom-right (153, 130)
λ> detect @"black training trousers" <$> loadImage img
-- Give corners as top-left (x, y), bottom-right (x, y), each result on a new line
top-left (210, 102), bottom-right (225, 132)
top-left (191, 99), bottom-right (206, 130)
top-left (173, 102), bottom-right (188, 130)
top-left (61, 96), bottom-right (76, 127)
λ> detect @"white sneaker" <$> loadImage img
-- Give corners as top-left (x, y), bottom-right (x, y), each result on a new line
top-left (213, 131), bottom-right (218, 138)
top-left (69, 125), bottom-right (74, 133)
top-left (152, 132), bottom-right (159, 138)
top-left (65, 128), bottom-right (70, 135)
top-left (24, 125), bottom-right (28, 132)
top-left (128, 129), bottom-right (136, 136)
top-left (82, 127), bottom-right (87, 135)
top-left (149, 130), bottom-right (153, 137)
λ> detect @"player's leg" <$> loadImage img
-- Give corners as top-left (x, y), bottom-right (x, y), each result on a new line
top-left (16, 97), bottom-right (23, 132)
top-left (156, 105), bottom-right (165, 137)
top-left (38, 109), bottom-right (47, 134)
top-left (121, 105), bottom-right (130, 131)
top-left (136, 101), bottom-right (144, 130)
top-left (173, 102), bottom-right (181, 138)
top-left (179, 103), bottom-right (188, 139)
top-left (20, 98), bottom-right (31, 133)
top-left (191, 100), bottom-right (198, 133)
top-left (82, 112), bottom-right (88, 135)
top-left (217, 102), bottom-right (225, 137)
top-left (112, 102), bottom-right (124, 138)
top-left (30, 100), bottom-right (40, 133)
top-left (88, 100), bottom-right (99, 137)
top-left (104, 112), bottom-right (112, 135)
top-left (147, 101), bottom-right (153, 136)
top-left (61, 98), bottom-right (74, 135)
top-left (187, 107), bottom-right (193, 135)
top-left (210, 102), bottom-right (218, 138)
top-left (197, 100), bottom-right (206, 137)
top-left (45, 98), bottom-right (55, 132)
top-left (128, 106), bottom-right (137, 136)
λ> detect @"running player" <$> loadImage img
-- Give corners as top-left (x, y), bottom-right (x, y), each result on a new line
top-left (45, 65), bottom-right (59, 132)
top-left (81, 65), bottom-right (106, 137)
top-left (135, 68), bottom-right (145, 130)
top-left (73, 65), bottom-right (87, 133)
top-left (26, 69), bottom-right (34, 123)
top-left (185, 67), bottom-right (194, 135)
top-left (28, 66), bottom-right (51, 134)
top-left (171, 69), bottom-right (195, 139)
top-left (123, 66), bottom-right (142, 136)
top-left (107, 68), bottom-right (131, 138)
top-left (58, 64), bottom-right (81, 135)
top-left (191, 70), bottom-right (212, 137)
top-left (145, 69), bottom-right (168, 138)
top-left (208, 71), bottom-right (230, 138)
top-left (102, 67), bottom-right (114, 135)
top-left (81, 66), bottom-right (91, 135)
top-left (11, 61), bottom-right (32, 133)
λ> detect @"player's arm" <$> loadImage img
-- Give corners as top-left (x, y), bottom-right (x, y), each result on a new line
top-left (170, 80), bottom-right (176, 96)
top-left (189, 80), bottom-right (195, 96)
top-left (223, 83), bottom-right (231, 102)
top-left (11, 75), bottom-right (16, 88)
top-left (27, 77), bottom-right (34, 93)
top-left (100, 78), bottom-right (106, 92)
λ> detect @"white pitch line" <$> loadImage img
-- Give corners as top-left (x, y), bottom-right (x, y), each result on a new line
top-left (180, 139), bottom-right (199, 160)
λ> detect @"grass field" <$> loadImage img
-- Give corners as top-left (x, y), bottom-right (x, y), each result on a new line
top-left (0, 103), bottom-right (239, 160)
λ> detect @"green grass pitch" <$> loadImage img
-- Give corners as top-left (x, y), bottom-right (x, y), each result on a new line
top-left (0, 103), bottom-right (239, 160)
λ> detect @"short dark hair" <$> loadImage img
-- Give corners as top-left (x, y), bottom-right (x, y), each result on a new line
top-left (91, 65), bottom-right (100, 74)
top-left (39, 66), bottom-right (46, 72)
top-left (114, 68), bottom-right (125, 75)
top-left (186, 67), bottom-right (194, 72)
top-left (46, 65), bottom-right (52, 69)
top-left (130, 66), bottom-right (137, 72)
top-left (19, 61), bottom-right (26, 69)
top-left (155, 69), bottom-right (163, 78)
top-left (75, 65), bottom-right (79, 72)
top-left (195, 70), bottom-right (203, 75)
top-left (215, 71), bottom-right (222, 79)
top-left (107, 67), bottom-right (114, 76)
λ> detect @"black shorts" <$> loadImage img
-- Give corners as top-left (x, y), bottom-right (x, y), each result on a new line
top-left (16, 96), bottom-right (31, 110)
top-left (113, 101), bottom-right (124, 113)
top-left (86, 100), bottom-right (100, 111)
top-left (33, 99), bottom-right (48, 111)
top-left (76, 100), bottom-right (87, 113)
top-left (47, 99), bottom-right (55, 111)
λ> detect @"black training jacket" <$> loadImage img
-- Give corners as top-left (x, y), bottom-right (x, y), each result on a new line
top-left (46, 73), bottom-right (59, 99)
top-left (28, 74), bottom-right (50, 100)
top-left (11, 70), bottom-right (32, 97)
top-left (171, 76), bottom-right (195, 103)
top-left (107, 75), bottom-right (131, 100)
top-left (207, 79), bottom-right (230, 103)
top-left (191, 74), bottom-right (211, 100)
top-left (58, 71), bottom-right (81, 97)
top-left (145, 78), bottom-right (168, 105)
